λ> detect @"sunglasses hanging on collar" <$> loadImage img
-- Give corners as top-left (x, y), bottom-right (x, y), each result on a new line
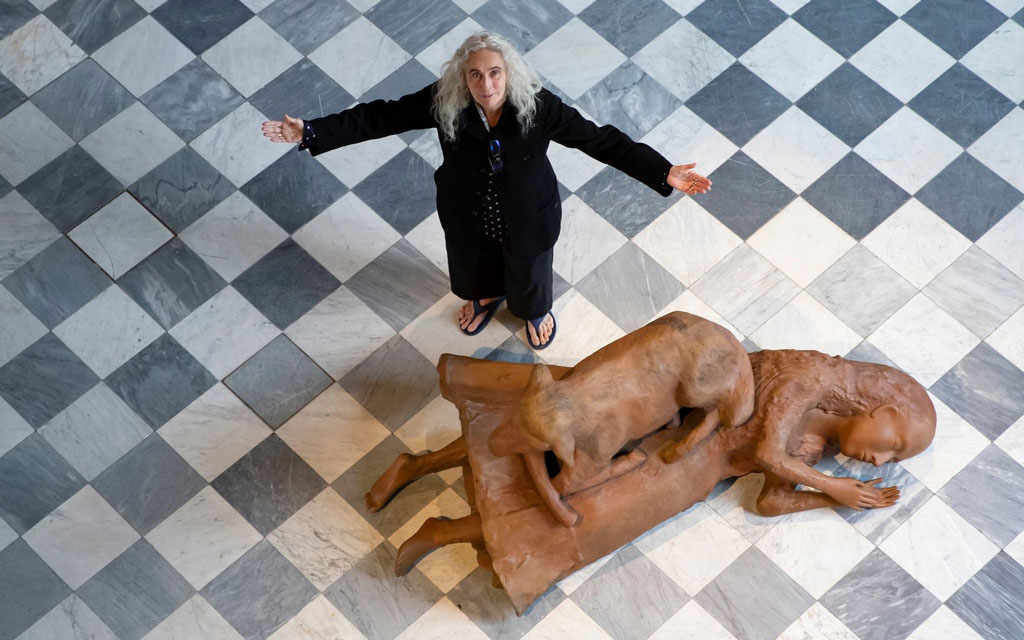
top-left (488, 138), bottom-right (503, 174)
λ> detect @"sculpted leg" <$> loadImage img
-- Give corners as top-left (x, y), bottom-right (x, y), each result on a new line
top-left (395, 513), bottom-right (483, 576)
top-left (365, 436), bottom-right (468, 511)
top-left (660, 408), bottom-right (719, 463)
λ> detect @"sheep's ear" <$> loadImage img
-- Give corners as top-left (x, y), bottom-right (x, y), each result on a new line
top-left (551, 431), bottom-right (575, 469)
top-left (527, 363), bottom-right (554, 389)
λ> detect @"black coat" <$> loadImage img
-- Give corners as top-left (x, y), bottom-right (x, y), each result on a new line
top-left (306, 83), bottom-right (674, 259)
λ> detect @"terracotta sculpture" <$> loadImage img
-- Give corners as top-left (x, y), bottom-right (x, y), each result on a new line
top-left (365, 317), bottom-right (936, 615)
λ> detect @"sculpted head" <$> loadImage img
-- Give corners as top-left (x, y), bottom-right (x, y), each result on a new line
top-left (488, 364), bottom-right (576, 467)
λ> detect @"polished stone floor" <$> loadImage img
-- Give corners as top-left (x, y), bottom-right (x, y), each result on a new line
top-left (1, 0), bottom-right (1024, 638)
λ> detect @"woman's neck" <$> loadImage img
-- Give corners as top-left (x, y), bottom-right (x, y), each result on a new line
top-left (479, 103), bottom-right (503, 128)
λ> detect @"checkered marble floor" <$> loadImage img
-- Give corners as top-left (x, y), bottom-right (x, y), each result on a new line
top-left (2, 0), bottom-right (1024, 638)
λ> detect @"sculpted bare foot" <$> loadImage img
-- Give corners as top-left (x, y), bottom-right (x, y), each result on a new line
top-left (395, 517), bottom-right (446, 575)
top-left (365, 453), bottom-right (416, 512)
top-left (659, 440), bottom-right (682, 464)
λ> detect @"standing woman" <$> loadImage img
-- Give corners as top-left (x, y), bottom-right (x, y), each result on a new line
top-left (262, 32), bottom-right (710, 349)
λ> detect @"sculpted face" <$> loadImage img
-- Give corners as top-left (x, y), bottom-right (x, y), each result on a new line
top-left (838, 405), bottom-right (931, 467)
top-left (465, 49), bottom-right (506, 113)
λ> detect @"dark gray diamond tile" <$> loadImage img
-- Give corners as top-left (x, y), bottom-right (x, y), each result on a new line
top-left (16, 146), bottom-right (122, 233)
top-left (0, 0), bottom-right (35, 40)
top-left (471, 0), bottom-right (574, 52)
top-left (223, 336), bottom-right (332, 428)
top-left (128, 147), bottom-right (235, 234)
top-left (947, 552), bottom-right (1024, 640)
top-left (0, 72), bottom-right (26, 120)
top-left (575, 166), bottom-right (675, 237)
top-left (117, 238), bottom-right (227, 330)
top-left (0, 174), bottom-right (9, 199)
top-left (352, 148), bottom-right (437, 235)
top-left (323, 542), bottom-right (444, 640)
top-left (931, 342), bottom-right (1024, 440)
top-left (797, 63), bottom-right (903, 147)
top-left (576, 243), bottom-right (685, 332)
top-left (820, 549), bottom-right (940, 640)
top-left (201, 540), bottom-right (317, 639)
top-left (231, 238), bottom-right (341, 329)
top-left (30, 59), bottom-right (133, 141)
top-left (832, 459), bottom-right (931, 545)
top-left (2, 237), bottom-right (110, 329)
top-left (575, 61), bottom-right (682, 140)
top-left (696, 547), bottom-right (815, 640)
top-left (0, 333), bottom-right (99, 429)
top-left (846, 340), bottom-right (900, 369)
top-left (210, 434), bottom-right (327, 535)
top-left (578, 0), bottom-right (681, 57)
top-left (448, 566), bottom-right (565, 635)
top-left (240, 148), bottom-right (347, 233)
top-left (151, 0), bottom-right (253, 55)
top-left (792, 0), bottom-right (896, 58)
top-left (904, 0), bottom-right (1005, 59)
top-left (0, 540), bottom-right (70, 640)
top-left (802, 152), bottom-right (910, 240)
top-left (339, 335), bottom-right (440, 431)
top-left (91, 434), bottom-right (205, 534)
top-left (916, 153), bottom-right (1022, 242)
top-left (0, 433), bottom-right (85, 534)
top-left (695, 151), bottom-right (797, 239)
top-left (686, 0), bottom-right (787, 57)
top-left (140, 58), bottom-right (245, 142)
top-left (939, 445), bottom-right (1024, 547)
top-left (248, 57), bottom-right (354, 122)
top-left (44, 0), bottom-right (145, 54)
top-left (260, 0), bottom-right (358, 54)
top-left (685, 62), bottom-right (790, 146)
top-left (572, 545), bottom-right (689, 640)
top-left (359, 59), bottom-right (437, 143)
top-left (345, 239), bottom-right (449, 332)
top-left (78, 540), bottom-right (193, 640)
top-left (366, 0), bottom-right (465, 56)
top-left (908, 64), bottom-right (1016, 149)
top-left (1016, 7), bottom-right (1024, 27)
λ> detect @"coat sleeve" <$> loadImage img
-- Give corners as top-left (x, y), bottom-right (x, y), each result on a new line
top-left (304, 83), bottom-right (438, 156)
top-left (540, 90), bottom-right (674, 197)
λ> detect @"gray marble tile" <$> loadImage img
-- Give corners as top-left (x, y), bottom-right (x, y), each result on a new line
top-left (820, 549), bottom-right (940, 640)
top-left (917, 154), bottom-right (1023, 243)
top-left (471, 0), bottom-right (573, 52)
top-left (802, 152), bottom-right (910, 240)
top-left (845, 340), bottom-right (900, 369)
top-left (247, 57), bottom-right (353, 121)
top-left (0, 397), bottom-right (32, 461)
top-left (576, 61), bottom-right (682, 140)
top-left (0, 0), bottom-right (36, 40)
top-left (909, 63), bottom-right (1016, 149)
top-left (200, 541), bottom-right (317, 639)
top-left (579, 0), bottom-right (680, 56)
top-left (686, 0), bottom-right (786, 57)
top-left (931, 342), bottom-right (1024, 441)
top-left (904, 0), bottom-right (1004, 59)
top-left (78, 540), bottom-right (194, 640)
top-left (0, 192), bottom-right (58, 282)
top-left (323, 542), bottom-right (443, 640)
top-left (576, 165), bottom-right (676, 238)
top-left (152, 0), bottom-right (253, 55)
top-left (367, 0), bottom-right (465, 55)
top-left (210, 434), bottom-right (327, 535)
top-left (449, 566), bottom-right (565, 634)
top-left (925, 246), bottom-right (1024, 338)
top-left (695, 151), bottom-right (797, 239)
top-left (359, 58), bottom-right (436, 143)
top-left (141, 58), bottom-right (245, 142)
top-left (16, 145), bottom-right (122, 234)
top-left (0, 72), bottom-right (26, 120)
top-left (947, 552), bottom-right (1024, 640)
top-left (793, 0), bottom-right (897, 58)
top-left (241, 147), bottom-right (347, 233)
top-left (833, 460), bottom-right (931, 546)
top-left (0, 332), bottom-right (99, 429)
top-left (44, 0), bottom-right (145, 53)
top-left (260, 0), bottom-right (359, 54)
top-left (353, 148), bottom-right (437, 235)
top-left (797, 63), bottom-right (902, 148)
top-left (30, 59), bottom-right (134, 141)
top-left (0, 539), bottom-right (71, 640)
top-left (938, 445), bottom-right (1024, 547)
top-left (129, 147), bottom-right (234, 234)
top-left (0, 432), bottom-right (85, 534)
top-left (685, 61), bottom-right (790, 148)
top-left (16, 594), bottom-right (119, 640)
top-left (224, 335), bottom-right (331, 428)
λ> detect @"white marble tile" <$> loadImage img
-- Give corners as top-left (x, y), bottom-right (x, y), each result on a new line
top-left (26, 0), bottom-right (59, 8)
top-left (741, 19), bottom-right (844, 101)
top-left (635, 504), bottom-right (751, 596)
top-left (284, 287), bottom-right (396, 380)
top-left (393, 598), bottom-right (491, 640)
top-left (39, 383), bottom-right (152, 481)
top-left (313, 133), bottom-right (406, 189)
top-left (879, 496), bottom-right (999, 600)
top-left (661, 0), bottom-right (704, 13)
top-left (868, 294), bottom-right (979, 387)
top-left (409, 130), bottom-right (443, 169)
top-left (977, 203), bottom-right (1024, 280)
top-left (92, 16), bottom-right (193, 97)
top-left (750, 291), bottom-right (862, 355)
top-left (748, 197), bottom-right (855, 287)
top-left (267, 487), bottom-right (383, 591)
top-left (202, 17), bottom-right (302, 98)
top-left (158, 383), bottom-right (272, 481)
top-left (520, 599), bottom-right (615, 640)
top-left (169, 286), bottom-right (279, 378)
top-left (633, 19), bottom-right (735, 102)
top-left (648, 600), bottom-right (738, 640)
top-left (190, 102), bottom-right (291, 187)
top-left (986, 0), bottom-right (1024, 15)
top-left (53, 285), bottom-right (164, 379)
top-left (0, 285), bottom-right (47, 367)
top-left (519, 288), bottom-right (625, 367)
top-left (642, 105), bottom-right (738, 178)
top-left (415, 18), bottom-right (485, 77)
top-left (850, 20), bottom-right (955, 102)
top-left (68, 193), bottom-right (172, 279)
top-left (142, 595), bottom-right (243, 640)
top-left (133, 0), bottom-right (167, 10)
top-left (744, 107), bottom-right (850, 194)
top-left (862, 199), bottom-right (972, 289)
top-left (899, 394), bottom-right (991, 493)
top-left (394, 395), bottom-right (462, 485)
top-left (23, 486), bottom-right (139, 589)
top-left (18, 594), bottom-right (119, 640)
top-left (238, 0), bottom-right (275, 10)
top-left (309, 17), bottom-right (411, 97)
top-left (277, 385), bottom-right (389, 482)
top-left (401, 292), bottom-right (512, 365)
top-left (706, 473), bottom-right (783, 543)
top-left (779, 603), bottom-right (859, 640)
top-left (657, 290), bottom-right (744, 341)
top-left (80, 102), bottom-right (185, 186)
top-left (0, 397), bottom-right (32, 459)
top-left (346, 0), bottom-right (381, 10)
top-left (995, 415), bottom-right (1024, 470)
top-left (961, 22), bottom-right (1024, 103)
top-left (855, 108), bottom-right (962, 194)
top-left (387, 489), bottom-right (476, 593)
top-left (552, 195), bottom-right (628, 285)
top-left (905, 605), bottom-right (986, 640)
top-left (0, 101), bottom-right (73, 186)
top-left (554, 0), bottom-right (594, 12)
top-left (0, 15), bottom-right (85, 95)
top-left (292, 192), bottom-right (401, 282)
top-left (969, 108), bottom-right (1024, 192)
top-left (267, 595), bottom-right (367, 640)
top-left (0, 192), bottom-right (59, 280)
top-left (0, 516), bottom-right (15, 552)
top-left (526, 18), bottom-right (627, 100)
top-left (404, 212), bottom-right (449, 275)
top-left (874, 0), bottom-right (920, 14)
top-left (145, 486), bottom-right (263, 590)
top-left (924, 246), bottom-right (1024, 339)
top-left (547, 141), bottom-right (606, 192)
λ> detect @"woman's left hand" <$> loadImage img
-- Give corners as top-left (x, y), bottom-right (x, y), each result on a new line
top-left (667, 163), bottom-right (712, 195)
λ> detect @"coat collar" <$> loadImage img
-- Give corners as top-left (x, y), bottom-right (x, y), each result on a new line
top-left (459, 100), bottom-right (513, 141)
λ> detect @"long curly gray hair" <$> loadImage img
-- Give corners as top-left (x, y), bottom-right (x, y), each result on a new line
top-left (432, 32), bottom-right (542, 142)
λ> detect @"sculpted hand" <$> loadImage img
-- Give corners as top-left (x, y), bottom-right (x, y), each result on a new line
top-left (830, 477), bottom-right (900, 511)
top-left (667, 162), bottom-right (711, 195)
top-left (262, 114), bottom-right (303, 143)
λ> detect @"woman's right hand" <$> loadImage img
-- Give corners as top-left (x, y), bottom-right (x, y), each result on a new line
top-left (261, 114), bottom-right (303, 143)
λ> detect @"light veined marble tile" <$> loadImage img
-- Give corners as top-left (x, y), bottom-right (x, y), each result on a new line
top-left (924, 246), bottom-right (1024, 339)
top-left (0, 15), bottom-right (85, 95)
top-left (743, 108), bottom-right (850, 195)
top-left (905, 605), bottom-right (986, 640)
top-left (0, 101), bottom-right (73, 186)
top-left (202, 17), bottom-right (302, 98)
top-left (657, 290), bottom-right (743, 341)
top-left (68, 193), bottom-right (172, 279)
top-left (970, 109), bottom-right (1024, 193)
top-left (525, 18), bottom-right (626, 100)
top-left (779, 603), bottom-right (859, 640)
top-left (648, 600), bottom-right (738, 640)
top-left (552, 195), bottom-right (627, 285)
top-left (404, 212), bottom-right (449, 275)
top-left (740, 19), bottom-right (844, 102)
top-left (705, 473), bottom-right (783, 544)
top-left (961, 22), bottom-right (1024, 103)
top-left (309, 17), bottom-right (411, 98)
top-left (520, 599), bottom-right (615, 640)
top-left (142, 594), bottom-right (243, 640)
top-left (415, 17), bottom-right (485, 77)
top-left (849, 21), bottom-right (954, 102)
top-left (91, 17), bottom-right (192, 97)
top-left (267, 595), bottom-right (367, 640)
top-left (0, 397), bottom-right (32, 460)
top-left (80, 102), bottom-right (184, 186)
top-left (0, 192), bottom-right (59, 280)
top-left (633, 19), bottom-right (734, 103)
top-left (855, 108), bottom-right (962, 194)
top-left (977, 203), bottom-right (1024, 280)
top-left (17, 594), bottom-right (119, 640)
top-left (749, 292), bottom-right (862, 356)
top-left (520, 288), bottom-right (625, 368)
top-left (995, 415), bottom-right (1024, 470)
top-left (190, 102), bottom-right (290, 187)
top-left (401, 292), bottom-right (512, 365)
top-left (547, 141), bottom-right (605, 192)
top-left (898, 394), bottom-right (991, 493)
top-left (393, 394), bottom-right (464, 485)
top-left (393, 598), bottom-right (490, 640)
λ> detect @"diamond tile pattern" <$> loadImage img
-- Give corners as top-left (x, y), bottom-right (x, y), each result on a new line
top-left (1, 1), bottom-right (1023, 638)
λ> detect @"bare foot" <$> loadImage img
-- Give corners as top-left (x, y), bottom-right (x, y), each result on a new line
top-left (659, 440), bottom-right (682, 464)
top-left (395, 517), bottom-right (445, 575)
top-left (526, 312), bottom-right (554, 347)
top-left (365, 453), bottom-right (416, 512)
top-left (457, 297), bottom-right (501, 332)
